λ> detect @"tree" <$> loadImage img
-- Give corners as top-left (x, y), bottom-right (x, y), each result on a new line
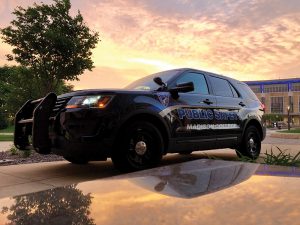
top-left (1, 0), bottom-right (99, 96)
top-left (0, 65), bottom-right (74, 123)
top-left (1, 185), bottom-right (95, 225)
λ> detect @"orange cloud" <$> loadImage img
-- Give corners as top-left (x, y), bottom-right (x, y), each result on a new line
top-left (1, 0), bottom-right (300, 89)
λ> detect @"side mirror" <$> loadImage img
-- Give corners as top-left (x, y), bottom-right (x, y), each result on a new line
top-left (153, 77), bottom-right (164, 86)
top-left (153, 77), bottom-right (167, 91)
top-left (169, 81), bottom-right (194, 99)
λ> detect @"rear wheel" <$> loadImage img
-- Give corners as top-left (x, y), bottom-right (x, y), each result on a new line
top-left (236, 126), bottom-right (261, 159)
top-left (63, 156), bottom-right (89, 164)
top-left (111, 121), bottom-right (164, 172)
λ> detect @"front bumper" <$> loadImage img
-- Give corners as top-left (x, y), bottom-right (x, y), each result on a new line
top-left (51, 135), bottom-right (111, 160)
top-left (14, 93), bottom-right (117, 158)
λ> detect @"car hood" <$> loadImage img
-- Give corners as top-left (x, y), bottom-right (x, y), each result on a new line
top-left (58, 88), bottom-right (154, 98)
top-left (0, 159), bottom-right (299, 225)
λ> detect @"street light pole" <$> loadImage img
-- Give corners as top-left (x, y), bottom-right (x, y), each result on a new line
top-left (287, 105), bottom-right (291, 130)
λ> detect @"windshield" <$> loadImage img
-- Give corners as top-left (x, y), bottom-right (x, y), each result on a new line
top-left (125, 70), bottom-right (180, 91)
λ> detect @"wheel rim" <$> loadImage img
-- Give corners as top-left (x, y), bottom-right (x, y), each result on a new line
top-left (127, 129), bottom-right (154, 168)
top-left (135, 141), bottom-right (147, 156)
top-left (247, 132), bottom-right (259, 157)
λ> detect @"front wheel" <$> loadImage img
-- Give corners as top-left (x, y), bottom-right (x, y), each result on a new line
top-left (236, 126), bottom-right (261, 159)
top-left (111, 121), bottom-right (164, 172)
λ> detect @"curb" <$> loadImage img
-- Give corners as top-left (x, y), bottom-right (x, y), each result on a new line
top-left (270, 132), bottom-right (300, 139)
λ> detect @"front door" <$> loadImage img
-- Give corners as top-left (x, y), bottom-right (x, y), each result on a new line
top-left (163, 72), bottom-right (217, 152)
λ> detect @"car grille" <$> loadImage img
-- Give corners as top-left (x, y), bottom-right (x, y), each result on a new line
top-left (51, 96), bottom-right (72, 117)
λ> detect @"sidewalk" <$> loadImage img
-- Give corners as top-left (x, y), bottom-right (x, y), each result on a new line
top-left (0, 160), bottom-right (119, 199)
top-left (0, 142), bottom-right (13, 152)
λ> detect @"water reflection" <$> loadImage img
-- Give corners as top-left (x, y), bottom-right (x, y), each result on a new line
top-left (1, 185), bottom-right (95, 225)
top-left (1, 160), bottom-right (299, 225)
top-left (130, 160), bottom-right (259, 198)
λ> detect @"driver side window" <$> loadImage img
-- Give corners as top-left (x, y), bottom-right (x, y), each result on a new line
top-left (175, 72), bottom-right (209, 95)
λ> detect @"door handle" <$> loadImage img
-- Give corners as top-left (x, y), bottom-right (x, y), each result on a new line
top-left (203, 99), bottom-right (213, 105)
top-left (239, 102), bottom-right (246, 107)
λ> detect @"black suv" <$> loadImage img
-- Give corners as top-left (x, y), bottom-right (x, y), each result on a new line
top-left (14, 68), bottom-right (266, 171)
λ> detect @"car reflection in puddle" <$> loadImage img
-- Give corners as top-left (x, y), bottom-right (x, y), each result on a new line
top-left (2, 159), bottom-right (299, 225)
top-left (128, 159), bottom-right (259, 198)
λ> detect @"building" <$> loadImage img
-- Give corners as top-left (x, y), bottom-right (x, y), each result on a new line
top-left (245, 78), bottom-right (300, 126)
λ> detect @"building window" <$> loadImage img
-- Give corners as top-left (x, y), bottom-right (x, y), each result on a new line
top-left (292, 83), bottom-right (300, 91)
top-left (271, 97), bottom-right (283, 113)
top-left (249, 85), bottom-right (261, 93)
top-left (264, 84), bottom-right (288, 93)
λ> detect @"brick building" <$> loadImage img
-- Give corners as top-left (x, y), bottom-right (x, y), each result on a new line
top-left (245, 78), bottom-right (300, 126)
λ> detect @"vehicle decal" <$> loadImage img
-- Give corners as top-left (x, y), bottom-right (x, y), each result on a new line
top-left (185, 124), bottom-right (240, 130)
top-left (159, 106), bottom-right (239, 121)
top-left (178, 108), bottom-right (214, 120)
top-left (157, 93), bottom-right (170, 107)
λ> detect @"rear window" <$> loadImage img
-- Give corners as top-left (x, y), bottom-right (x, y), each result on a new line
top-left (238, 83), bottom-right (259, 100)
top-left (210, 76), bottom-right (234, 97)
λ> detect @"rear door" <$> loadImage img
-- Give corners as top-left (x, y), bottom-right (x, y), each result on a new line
top-left (208, 76), bottom-right (243, 148)
top-left (166, 72), bottom-right (217, 151)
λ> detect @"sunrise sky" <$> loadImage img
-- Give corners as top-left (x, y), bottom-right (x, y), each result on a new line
top-left (1, 0), bottom-right (300, 90)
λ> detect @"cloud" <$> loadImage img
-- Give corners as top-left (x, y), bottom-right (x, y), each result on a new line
top-left (80, 0), bottom-right (300, 80)
top-left (70, 66), bottom-right (146, 90)
top-left (1, 0), bottom-right (300, 89)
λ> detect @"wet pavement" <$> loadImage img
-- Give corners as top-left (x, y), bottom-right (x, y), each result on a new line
top-left (0, 129), bottom-right (299, 198)
top-left (0, 160), bottom-right (299, 225)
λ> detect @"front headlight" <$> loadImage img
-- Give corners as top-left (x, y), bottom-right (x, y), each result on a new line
top-left (66, 95), bottom-right (114, 109)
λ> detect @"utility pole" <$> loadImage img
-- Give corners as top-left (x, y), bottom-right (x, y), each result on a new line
top-left (287, 105), bottom-right (291, 130)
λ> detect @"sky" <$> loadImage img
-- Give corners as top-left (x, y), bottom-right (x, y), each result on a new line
top-left (0, 0), bottom-right (300, 90)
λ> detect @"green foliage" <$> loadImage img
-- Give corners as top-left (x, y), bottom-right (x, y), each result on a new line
top-left (235, 150), bottom-right (258, 163)
top-left (278, 129), bottom-right (300, 134)
top-left (235, 147), bottom-right (300, 167)
top-left (0, 115), bottom-right (8, 129)
top-left (1, 0), bottom-right (99, 95)
top-left (0, 135), bottom-right (13, 141)
top-left (9, 146), bottom-right (18, 155)
top-left (9, 144), bottom-right (32, 157)
top-left (263, 114), bottom-right (283, 123)
top-left (263, 147), bottom-right (300, 167)
top-left (0, 125), bottom-right (14, 133)
top-left (21, 150), bottom-right (32, 158)
top-left (0, 66), bottom-right (74, 119)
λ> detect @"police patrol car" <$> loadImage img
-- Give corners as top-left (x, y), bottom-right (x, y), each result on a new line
top-left (14, 68), bottom-right (266, 171)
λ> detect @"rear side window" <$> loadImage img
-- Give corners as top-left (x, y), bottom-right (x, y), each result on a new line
top-left (175, 72), bottom-right (209, 95)
top-left (239, 83), bottom-right (259, 100)
top-left (210, 76), bottom-right (233, 97)
top-left (229, 83), bottom-right (239, 98)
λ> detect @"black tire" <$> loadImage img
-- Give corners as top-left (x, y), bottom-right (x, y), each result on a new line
top-left (111, 121), bottom-right (164, 172)
top-left (236, 126), bottom-right (261, 159)
top-left (63, 156), bottom-right (89, 164)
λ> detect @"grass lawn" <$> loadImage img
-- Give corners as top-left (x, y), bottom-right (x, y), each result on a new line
top-left (0, 125), bottom-right (14, 133)
top-left (0, 135), bottom-right (14, 141)
top-left (278, 128), bottom-right (300, 134)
